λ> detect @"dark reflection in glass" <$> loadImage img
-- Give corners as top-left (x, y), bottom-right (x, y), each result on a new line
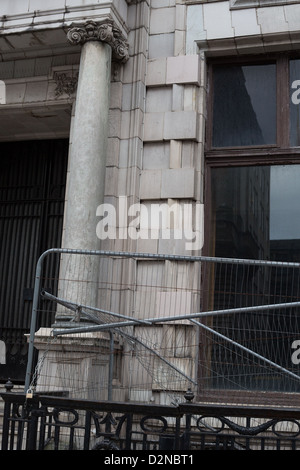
top-left (211, 165), bottom-right (300, 260)
top-left (207, 165), bottom-right (300, 393)
top-left (290, 60), bottom-right (300, 147)
top-left (212, 64), bottom-right (277, 147)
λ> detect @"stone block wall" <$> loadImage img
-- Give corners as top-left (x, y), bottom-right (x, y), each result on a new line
top-left (106, 0), bottom-right (205, 404)
top-left (132, 0), bottom-right (205, 257)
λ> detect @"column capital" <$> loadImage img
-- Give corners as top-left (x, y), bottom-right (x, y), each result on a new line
top-left (67, 19), bottom-right (129, 63)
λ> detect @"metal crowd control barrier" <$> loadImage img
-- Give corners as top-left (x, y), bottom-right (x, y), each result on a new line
top-left (25, 248), bottom-right (300, 405)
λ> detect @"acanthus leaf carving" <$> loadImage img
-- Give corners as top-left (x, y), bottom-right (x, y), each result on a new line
top-left (53, 71), bottom-right (78, 98)
top-left (67, 20), bottom-right (129, 63)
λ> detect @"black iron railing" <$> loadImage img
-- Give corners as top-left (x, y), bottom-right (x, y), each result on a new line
top-left (2, 384), bottom-right (300, 451)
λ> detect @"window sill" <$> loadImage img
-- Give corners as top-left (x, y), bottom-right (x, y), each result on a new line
top-left (230, 0), bottom-right (300, 9)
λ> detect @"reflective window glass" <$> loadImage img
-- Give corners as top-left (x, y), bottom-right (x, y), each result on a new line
top-left (211, 165), bottom-right (300, 260)
top-left (208, 164), bottom-right (300, 393)
top-left (212, 64), bottom-right (277, 147)
top-left (290, 59), bottom-right (300, 146)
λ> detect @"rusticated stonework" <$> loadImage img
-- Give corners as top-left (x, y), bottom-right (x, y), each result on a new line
top-left (67, 20), bottom-right (129, 63)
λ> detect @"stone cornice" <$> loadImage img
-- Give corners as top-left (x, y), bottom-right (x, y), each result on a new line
top-left (67, 20), bottom-right (129, 63)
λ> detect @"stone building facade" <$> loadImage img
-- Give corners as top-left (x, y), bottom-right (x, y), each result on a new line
top-left (1, 0), bottom-right (300, 404)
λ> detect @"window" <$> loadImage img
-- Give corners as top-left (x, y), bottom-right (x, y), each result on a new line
top-left (290, 59), bottom-right (300, 146)
top-left (203, 55), bottom-right (300, 404)
top-left (207, 55), bottom-right (300, 152)
top-left (207, 55), bottom-right (300, 252)
top-left (211, 164), bottom-right (300, 261)
top-left (212, 63), bottom-right (277, 147)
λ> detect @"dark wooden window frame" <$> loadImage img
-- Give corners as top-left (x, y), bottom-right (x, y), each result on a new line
top-left (201, 52), bottom-right (300, 406)
top-left (205, 53), bottom-right (300, 167)
top-left (204, 52), bottom-right (300, 258)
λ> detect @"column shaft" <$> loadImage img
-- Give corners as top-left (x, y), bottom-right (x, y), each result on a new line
top-left (56, 40), bottom-right (112, 317)
top-left (63, 40), bottom-right (112, 250)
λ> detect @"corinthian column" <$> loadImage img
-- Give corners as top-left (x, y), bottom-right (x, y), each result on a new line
top-left (27, 22), bottom-right (129, 398)
top-left (57, 20), bottom-right (129, 318)
top-left (63, 20), bottom-right (129, 251)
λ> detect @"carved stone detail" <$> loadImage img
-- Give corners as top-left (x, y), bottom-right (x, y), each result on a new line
top-left (67, 20), bottom-right (129, 63)
top-left (53, 71), bottom-right (78, 98)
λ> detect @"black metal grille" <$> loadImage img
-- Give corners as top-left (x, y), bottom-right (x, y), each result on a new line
top-left (0, 139), bottom-right (68, 382)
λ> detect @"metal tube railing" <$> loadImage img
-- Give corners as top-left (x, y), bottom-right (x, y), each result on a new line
top-left (25, 248), bottom-right (300, 394)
